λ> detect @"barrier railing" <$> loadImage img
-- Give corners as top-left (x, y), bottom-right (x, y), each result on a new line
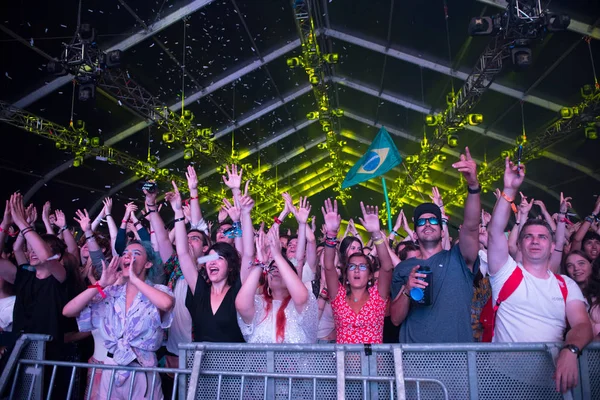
top-left (3, 335), bottom-right (599, 400)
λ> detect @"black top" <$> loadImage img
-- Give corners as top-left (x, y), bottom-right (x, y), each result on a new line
top-left (12, 262), bottom-right (68, 357)
top-left (186, 276), bottom-right (245, 343)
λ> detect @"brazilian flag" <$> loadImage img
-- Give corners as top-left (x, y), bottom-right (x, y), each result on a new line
top-left (341, 127), bottom-right (402, 189)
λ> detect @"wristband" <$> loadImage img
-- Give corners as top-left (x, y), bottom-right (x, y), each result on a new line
top-left (501, 192), bottom-right (518, 214)
top-left (467, 184), bottom-right (482, 194)
top-left (86, 235), bottom-right (95, 241)
top-left (173, 216), bottom-right (186, 224)
top-left (324, 238), bottom-right (338, 248)
top-left (59, 225), bottom-right (68, 234)
top-left (143, 209), bottom-right (156, 217)
top-left (146, 203), bottom-right (156, 207)
top-left (391, 230), bottom-right (399, 236)
top-left (372, 237), bottom-right (385, 245)
top-left (122, 219), bottom-right (129, 224)
top-left (150, 230), bottom-right (155, 235)
top-left (20, 227), bottom-right (34, 237)
top-left (105, 214), bottom-right (111, 218)
top-left (0, 226), bottom-right (3, 233)
top-left (189, 196), bottom-right (198, 200)
top-left (554, 249), bottom-right (563, 253)
top-left (515, 222), bottom-right (521, 225)
top-left (273, 217), bottom-right (283, 225)
top-left (88, 283), bottom-right (107, 299)
top-left (585, 215), bottom-right (595, 224)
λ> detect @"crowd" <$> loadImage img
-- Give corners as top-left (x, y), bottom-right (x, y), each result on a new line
top-left (0, 148), bottom-right (598, 398)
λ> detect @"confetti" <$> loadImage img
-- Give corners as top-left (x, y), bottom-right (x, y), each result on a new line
top-left (5, 72), bottom-right (12, 80)
top-left (72, 198), bottom-right (79, 202)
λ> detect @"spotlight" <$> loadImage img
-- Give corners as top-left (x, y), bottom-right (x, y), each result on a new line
top-left (309, 74), bottom-right (320, 85)
top-left (327, 130), bottom-right (335, 137)
top-left (74, 120), bottom-right (86, 131)
top-left (425, 115), bottom-right (438, 126)
top-left (317, 143), bottom-right (327, 149)
top-left (231, 149), bottom-right (240, 160)
top-left (405, 155), bottom-right (419, 164)
top-left (46, 61), bottom-right (67, 76)
top-left (468, 16), bottom-right (496, 36)
top-left (581, 84), bottom-right (594, 99)
top-left (104, 50), bottom-right (122, 68)
top-left (546, 14), bottom-right (570, 32)
top-left (446, 92), bottom-right (455, 106)
top-left (157, 168), bottom-right (170, 177)
top-left (78, 83), bottom-right (95, 101)
top-left (500, 150), bottom-right (513, 159)
top-left (162, 133), bottom-right (175, 143)
top-left (467, 114), bottom-right (483, 126)
top-left (306, 111), bottom-right (319, 120)
top-left (183, 148), bottom-right (195, 160)
top-left (89, 137), bottom-right (102, 147)
top-left (447, 135), bottom-right (459, 148)
top-left (56, 142), bottom-right (68, 150)
top-left (286, 57), bottom-right (303, 68)
top-left (331, 109), bottom-right (344, 117)
top-left (73, 156), bottom-right (84, 167)
top-left (181, 109), bottom-right (194, 121)
top-left (560, 107), bottom-right (575, 119)
top-left (78, 23), bottom-right (95, 43)
top-left (516, 135), bottom-right (527, 145)
top-left (433, 154), bottom-right (447, 163)
top-left (323, 53), bottom-right (339, 64)
top-left (585, 125), bottom-right (598, 140)
top-left (511, 41), bottom-right (532, 68)
top-left (201, 128), bottom-right (214, 138)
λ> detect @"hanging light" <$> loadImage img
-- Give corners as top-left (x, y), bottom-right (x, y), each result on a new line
top-left (585, 124), bottom-right (598, 140)
top-left (306, 111), bottom-right (319, 120)
top-left (183, 148), bottom-right (194, 160)
top-left (162, 133), bottom-right (175, 143)
top-left (467, 114), bottom-right (483, 126)
top-left (425, 115), bottom-right (438, 126)
top-left (447, 135), bottom-right (459, 148)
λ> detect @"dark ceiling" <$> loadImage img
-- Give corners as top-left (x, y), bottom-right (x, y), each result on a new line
top-left (1, 0), bottom-right (599, 233)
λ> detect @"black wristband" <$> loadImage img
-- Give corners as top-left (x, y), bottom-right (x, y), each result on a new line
top-left (467, 184), bottom-right (482, 194)
top-left (173, 217), bottom-right (186, 223)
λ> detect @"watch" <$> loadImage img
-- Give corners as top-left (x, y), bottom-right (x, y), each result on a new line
top-left (467, 184), bottom-right (482, 194)
top-left (561, 344), bottom-right (581, 357)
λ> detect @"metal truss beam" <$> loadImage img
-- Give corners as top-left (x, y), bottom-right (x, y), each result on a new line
top-left (323, 29), bottom-right (564, 112)
top-left (335, 76), bottom-right (599, 182)
top-left (11, 0), bottom-right (217, 109)
top-left (342, 110), bottom-right (561, 202)
top-left (89, 118), bottom-right (319, 214)
top-left (476, 0), bottom-right (600, 40)
top-left (24, 42), bottom-right (304, 203)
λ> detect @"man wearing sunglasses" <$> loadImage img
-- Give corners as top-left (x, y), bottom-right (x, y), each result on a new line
top-left (391, 147), bottom-right (482, 343)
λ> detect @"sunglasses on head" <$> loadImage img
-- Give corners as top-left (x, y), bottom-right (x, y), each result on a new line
top-left (348, 264), bottom-right (368, 272)
top-left (416, 217), bottom-right (440, 227)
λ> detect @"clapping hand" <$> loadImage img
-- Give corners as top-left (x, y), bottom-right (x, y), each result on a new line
top-left (98, 257), bottom-right (120, 288)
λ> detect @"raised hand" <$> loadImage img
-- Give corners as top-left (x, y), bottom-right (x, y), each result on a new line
top-left (267, 225), bottom-right (282, 256)
top-left (222, 164), bottom-right (243, 190)
top-left (102, 197), bottom-right (113, 216)
top-left (182, 204), bottom-right (191, 223)
top-left (481, 210), bottom-right (492, 226)
top-left (503, 156), bottom-right (525, 191)
top-left (186, 165), bottom-right (198, 192)
top-left (217, 206), bottom-right (228, 223)
top-left (165, 181), bottom-right (182, 211)
top-left (559, 192), bottom-right (572, 215)
top-left (452, 147), bottom-right (479, 188)
top-left (533, 199), bottom-right (548, 214)
top-left (54, 209), bottom-right (66, 228)
top-left (25, 204), bottom-right (38, 226)
top-left (493, 188), bottom-right (502, 200)
top-left (291, 196), bottom-right (311, 224)
top-left (74, 209), bottom-right (92, 232)
top-left (222, 198), bottom-right (241, 222)
top-left (143, 181), bottom-right (158, 207)
top-left (124, 202), bottom-right (138, 221)
top-left (9, 193), bottom-right (28, 228)
top-left (42, 201), bottom-right (52, 222)
top-left (321, 198), bottom-right (341, 234)
top-left (282, 192), bottom-right (293, 212)
top-left (1, 200), bottom-right (12, 229)
top-left (518, 192), bottom-right (534, 216)
top-left (207, 220), bottom-right (214, 232)
top-left (98, 257), bottom-right (120, 288)
top-left (239, 193), bottom-right (255, 214)
top-left (358, 202), bottom-right (381, 233)
top-left (429, 186), bottom-right (444, 208)
top-left (255, 228), bottom-right (269, 263)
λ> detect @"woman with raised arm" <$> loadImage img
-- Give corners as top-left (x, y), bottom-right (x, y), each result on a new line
top-left (322, 199), bottom-right (394, 344)
top-left (63, 240), bottom-right (174, 400)
top-left (167, 181), bottom-right (248, 343)
top-left (236, 226), bottom-right (318, 343)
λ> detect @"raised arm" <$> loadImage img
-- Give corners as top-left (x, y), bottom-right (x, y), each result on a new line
top-left (11, 194), bottom-right (52, 263)
top-left (359, 202), bottom-right (393, 299)
top-left (54, 210), bottom-right (79, 262)
top-left (304, 218), bottom-right (318, 275)
top-left (0, 200), bottom-right (13, 259)
top-left (166, 181), bottom-right (199, 293)
top-left (571, 196), bottom-right (600, 252)
top-left (100, 198), bottom-right (119, 255)
top-left (430, 187), bottom-right (451, 250)
top-left (453, 147), bottom-right (481, 270)
top-left (145, 189), bottom-right (174, 263)
top-left (268, 227), bottom-right (308, 312)
top-left (238, 185), bottom-right (256, 283)
top-left (222, 197), bottom-right (243, 254)
top-left (127, 255), bottom-right (174, 312)
top-left (321, 198), bottom-right (341, 297)
top-left (186, 165), bottom-right (203, 226)
top-left (41, 201), bottom-right (54, 235)
top-left (290, 196), bottom-right (311, 272)
top-left (487, 158), bottom-right (525, 275)
top-left (549, 193), bottom-right (571, 274)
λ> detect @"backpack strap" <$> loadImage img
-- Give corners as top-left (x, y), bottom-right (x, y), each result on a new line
top-left (494, 267), bottom-right (524, 312)
top-left (554, 274), bottom-right (568, 303)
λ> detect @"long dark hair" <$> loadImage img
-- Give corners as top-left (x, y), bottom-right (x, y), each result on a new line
top-left (208, 242), bottom-right (240, 286)
top-left (339, 237), bottom-right (362, 266)
top-left (586, 256), bottom-right (600, 313)
top-left (343, 252), bottom-right (374, 295)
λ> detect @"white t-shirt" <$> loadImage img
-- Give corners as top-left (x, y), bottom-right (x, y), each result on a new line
top-left (0, 296), bottom-right (15, 331)
top-left (303, 282), bottom-right (335, 339)
top-left (166, 278), bottom-right (193, 354)
top-left (488, 254), bottom-right (585, 343)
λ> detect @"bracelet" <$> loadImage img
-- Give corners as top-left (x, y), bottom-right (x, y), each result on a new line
top-left (273, 216), bottom-right (283, 225)
top-left (20, 227), bottom-right (34, 237)
top-left (146, 203), bottom-right (156, 207)
top-left (559, 217), bottom-right (568, 224)
top-left (85, 235), bottom-right (95, 241)
top-left (442, 218), bottom-right (449, 225)
top-left (0, 226), bottom-right (4, 233)
top-left (189, 196), bottom-right (198, 200)
top-left (585, 215), bottom-right (595, 224)
top-left (391, 230), bottom-right (399, 236)
top-left (402, 288), bottom-right (410, 298)
top-left (150, 230), bottom-right (155, 235)
top-left (58, 225), bottom-right (68, 233)
top-left (467, 184), bottom-right (482, 194)
top-left (501, 192), bottom-right (518, 214)
top-left (173, 216), bottom-right (186, 224)
top-left (87, 283), bottom-right (107, 299)
top-left (554, 249), bottom-right (563, 253)
top-left (324, 238), bottom-right (338, 248)
top-left (122, 219), bottom-right (129, 224)
top-left (515, 222), bottom-right (521, 225)
top-left (105, 214), bottom-right (111, 218)
top-left (143, 209), bottom-right (157, 217)
top-left (372, 237), bottom-right (385, 245)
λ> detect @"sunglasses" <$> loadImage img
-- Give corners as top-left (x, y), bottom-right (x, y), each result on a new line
top-left (348, 264), bottom-right (368, 272)
top-left (416, 217), bottom-right (440, 227)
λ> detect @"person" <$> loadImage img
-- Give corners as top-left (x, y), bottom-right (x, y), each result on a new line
top-left (236, 224), bottom-right (317, 343)
top-left (322, 199), bottom-right (394, 344)
top-left (485, 156), bottom-right (593, 394)
top-left (63, 242), bottom-right (174, 400)
top-left (167, 178), bottom-right (251, 343)
top-left (571, 196), bottom-right (600, 260)
top-left (0, 277), bottom-right (14, 332)
top-left (564, 251), bottom-right (600, 337)
top-left (390, 147), bottom-right (481, 343)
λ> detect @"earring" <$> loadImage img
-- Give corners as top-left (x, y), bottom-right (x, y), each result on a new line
top-left (345, 280), bottom-right (349, 284)
top-left (267, 287), bottom-right (272, 297)
top-left (367, 280), bottom-right (372, 286)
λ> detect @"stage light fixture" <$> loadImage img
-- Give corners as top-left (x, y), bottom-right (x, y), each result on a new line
top-left (511, 41), bottom-right (532, 68)
top-left (467, 114), bottom-right (483, 126)
top-left (286, 57), bottom-right (303, 68)
top-left (89, 137), bottom-right (102, 147)
top-left (309, 74), bottom-right (320, 85)
top-left (331, 109), bottom-right (344, 117)
top-left (500, 150), bottom-right (513, 159)
top-left (56, 142), bottom-right (68, 150)
top-left (104, 50), bottom-right (122, 68)
top-left (78, 83), bottom-right (95, 101)
top-left (560, 107), bottom-right (575, 119)
top-left (405, 155), bottom-right (419, 164)
top-left (78, 23), bottom-right (95, 43)
top-left (446, 92), bottom-right (455, 106)
top-left (425, 115), bottom-right (438, 126)
top-left (546, 14), bottom-right (571, 31)
top-left (323, 53), bottom-right (339, 64)
top-left (581, 84), bottom-right (594, 99)
top-left (74, 120), bottom-right (86, 131)
top-left (447, 135), bottom-right (459, 148)
top-left (46, 61), bottom-right (67, 76)
top-left (201, 128), bottom-right (214, 138)
top-left (433, 154), bottom-right (447, 163)
top-left (306, 111), bottom-right (319, 120)
top-left (157, 168), bottom-right (170, 178)
top-left (516, 135), bottom-right (527, 145)
top-left (468, 16), bottom-right (496, 36)
top-left (73, 156), bottom-right (84, 167)
top-left (585, 125), bottom-right (598, 140)
top-left (181, 110), bottom-right (194, 121)
top-left (183, 148), bottom-right (194, 160)
top-left (162, 133), bottom-right (175, 143)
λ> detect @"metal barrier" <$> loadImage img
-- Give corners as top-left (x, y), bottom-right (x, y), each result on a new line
top-left (3, 335), bottom-right (600, 400)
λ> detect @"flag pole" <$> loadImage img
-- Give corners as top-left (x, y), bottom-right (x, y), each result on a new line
top-left (381, 177), bottom-right (393, 232)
